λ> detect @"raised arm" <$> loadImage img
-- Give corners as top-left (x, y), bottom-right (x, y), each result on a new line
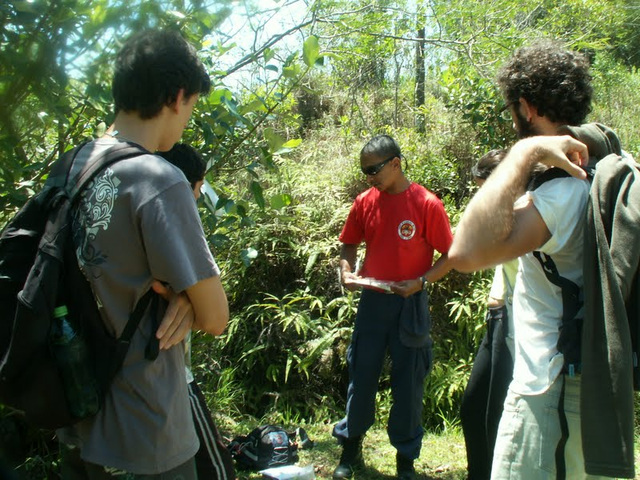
top-left (448, 135), bottom-right (588, 273)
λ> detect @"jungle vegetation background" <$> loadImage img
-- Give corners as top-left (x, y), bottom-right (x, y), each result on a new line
top-left (1, 0), bottom-right (640, 478)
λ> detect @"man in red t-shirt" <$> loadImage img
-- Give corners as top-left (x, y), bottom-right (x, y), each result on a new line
top-left (332, 134), bottom-right (453, 480)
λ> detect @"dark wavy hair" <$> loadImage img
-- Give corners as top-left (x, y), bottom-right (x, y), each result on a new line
top-left (497, 39), bottom-right (592, 125)
top-left (159, 143), bottom-right (206, 189)
top-left (112, 29), bottom-right (211, 119)
top-left (471, 149), bottom-right (506, 180)
top-left (360, 134), bottom-right (402, 159)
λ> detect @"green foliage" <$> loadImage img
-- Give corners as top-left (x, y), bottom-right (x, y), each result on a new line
top-left (199, 289), bottom-right (356, 421)
top-left (440, 63), bottom-right (516, 152)
top-left (196, 127), bottom-right (360, 420)
top-left (591, 53), bottom-right (640, 158)
top-left (0, 0), bottom-right (218, 220)
top-left (0, 409), bottom-right (59, 478)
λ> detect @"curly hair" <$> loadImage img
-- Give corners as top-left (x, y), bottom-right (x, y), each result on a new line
top-left (497, 39), bottom-right (592, 125)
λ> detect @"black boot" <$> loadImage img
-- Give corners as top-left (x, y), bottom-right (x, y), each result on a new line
top-left (396, 452), bottom-right (416, 480)
top-left (333, 436), bottom-right (364, 479)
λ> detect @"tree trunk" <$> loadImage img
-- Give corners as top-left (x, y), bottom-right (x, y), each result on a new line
top-left (415, 25), bottom-right (425, 133)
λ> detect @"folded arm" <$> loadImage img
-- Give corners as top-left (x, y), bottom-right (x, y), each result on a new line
top-left (185, 275), bottom-right (229, 335)
top-left (154, 275), bottom-right (229, 349)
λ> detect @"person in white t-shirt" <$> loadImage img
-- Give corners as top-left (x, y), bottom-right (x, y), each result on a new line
top-left (449, 40), bottom-right (610, 480)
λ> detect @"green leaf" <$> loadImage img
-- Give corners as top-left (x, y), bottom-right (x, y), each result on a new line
top-left (305, 251), bottom-right (319, 275)
top-left (263, 48), bottom-right (276, 63)
top-left (263, 127), bottom-right (285, 153)
top-left (282, 138), bottom-right (302, 149)
top-left (283, 65), bottom-right (300, 78)
top-left (240, 98), bottom-right (268, 115)
top-left (209, 234), bottom-right (230, 248)
top-left (269, 193), bottom-right (292, 210)
top-left (285, 355), bottom-right (293, 383)
top-left (250, 181), bottom-right (266, 209)
top-left (303, 35), bottom-right (320, 67)
top-left (209, 88), bottom-right (233, 105)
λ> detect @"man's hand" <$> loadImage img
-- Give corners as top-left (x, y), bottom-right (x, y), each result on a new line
top-left (390, 278), bottom-right (422, 298)
top-left (517, 135), bottom-right (588, 179)
top-left (341, 270), bottom-right (360, 292)
top-left (151, 280), bottom-right (194, 350)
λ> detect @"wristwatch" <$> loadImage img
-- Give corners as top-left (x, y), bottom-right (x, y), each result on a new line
top-left (420, 275), bottom-right (429, 291)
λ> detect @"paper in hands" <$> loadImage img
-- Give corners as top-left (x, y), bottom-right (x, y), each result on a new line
top-left (344, 276), bottom-right (393, 292)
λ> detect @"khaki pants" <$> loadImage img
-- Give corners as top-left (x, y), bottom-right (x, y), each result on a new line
top-left (491, 374), bottom-right (608, 480)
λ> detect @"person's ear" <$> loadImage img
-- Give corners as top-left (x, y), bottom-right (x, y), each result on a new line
top-left (169, 89), bottom-right (186, 113)
top-left (519, 98), bottom-right (537, 123)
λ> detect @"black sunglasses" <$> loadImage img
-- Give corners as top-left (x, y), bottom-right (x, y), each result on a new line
top-left (498, 100), bottom-right (518, 115)
top-left (361, 155), bottom-right (397, 176)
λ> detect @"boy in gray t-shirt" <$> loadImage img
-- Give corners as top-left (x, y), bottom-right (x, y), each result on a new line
top-left (57, 29), bottom-right (229, 479)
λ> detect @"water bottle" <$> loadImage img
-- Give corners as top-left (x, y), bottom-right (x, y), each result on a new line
top-left (49, 305), bottom-right (100, 419)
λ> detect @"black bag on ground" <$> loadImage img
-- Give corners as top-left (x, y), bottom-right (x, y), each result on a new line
top-left (227, 425), bottom-right (313, 471)
top-left (0, 141), bottom-right (154, 430)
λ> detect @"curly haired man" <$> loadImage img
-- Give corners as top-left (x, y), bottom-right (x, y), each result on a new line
top-left (449, 39), bottom-right (617, 480)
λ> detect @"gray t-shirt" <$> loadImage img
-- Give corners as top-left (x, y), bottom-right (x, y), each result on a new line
top-left (57, 139), bottom-right (219, 474)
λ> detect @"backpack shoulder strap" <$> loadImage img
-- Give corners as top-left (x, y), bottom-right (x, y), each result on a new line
top-left (61, 141), bottom-right (155, 350)
top-left (532, 251), bottom-right (582, 322)
top-left (115, 289), bottom-right (156, 358)
top-left (42, 141), bottom-right (92, 192)
top-left (527, 167), bottom-right (572, 191)
top-left (66, 142), bottom-right (149, 202)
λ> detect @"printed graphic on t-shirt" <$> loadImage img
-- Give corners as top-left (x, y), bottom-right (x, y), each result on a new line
top-left (398, 220), bottom-right (416, 240)
top-left (72, 169), bottom-right (119, 275)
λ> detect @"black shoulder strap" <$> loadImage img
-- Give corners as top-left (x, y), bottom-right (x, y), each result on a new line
top-left (43, 141), bottom-right (92, 191)
top-left (67, 142), bottom-right (149, 202)
top-left (120, 289), bottom-right (156, 353)
top-left (57, 141), bottom-right (158, 352)
top-left (528, 167), bottom-right (573, 191)
top-left (532, 251), bottom-right (582, 324)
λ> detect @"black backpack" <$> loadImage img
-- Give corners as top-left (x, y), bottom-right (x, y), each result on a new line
top-left (227, 425), bottom-right (313, 471)
top-left (0, 141), bottom-right (155, 429)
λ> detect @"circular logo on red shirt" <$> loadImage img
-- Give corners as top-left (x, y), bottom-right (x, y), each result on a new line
top-left (398, 220), bottom-right (416, 240)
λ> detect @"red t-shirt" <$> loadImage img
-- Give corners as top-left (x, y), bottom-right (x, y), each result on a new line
top-left (339, 183), bottom-right (453, 282)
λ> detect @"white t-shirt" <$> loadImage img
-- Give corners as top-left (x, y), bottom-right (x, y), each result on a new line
top-left (489, 259), bottom-right (518, 355)
top-left (510, 176), bottom-right (589, 395)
